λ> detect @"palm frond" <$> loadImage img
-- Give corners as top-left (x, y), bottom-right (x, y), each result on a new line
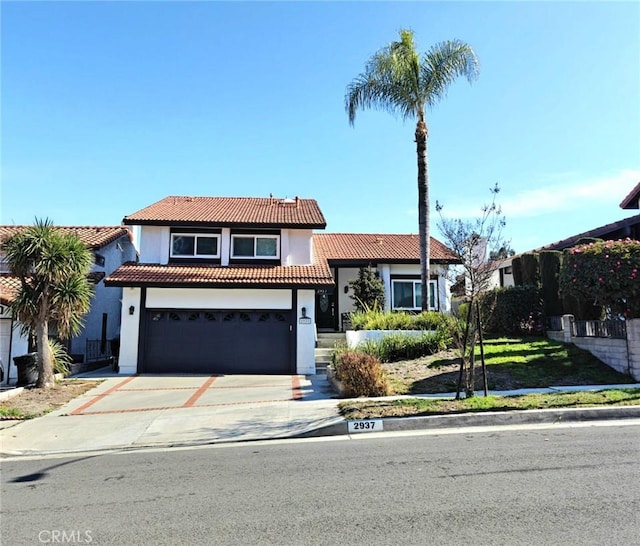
top-left (345, 28), bottom-right (425, 125)
top-left (420, 39), bottom-right (479, 109)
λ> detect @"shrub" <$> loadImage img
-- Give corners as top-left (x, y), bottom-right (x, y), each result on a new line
top-left (349, 309), bottom-right (457, 333)
top-left (539, 251), bottom-right (563, 316)
top-left (333, 351), bottom-right (389, 397)
top-left (520, 253), bottom-right (540, 287)
top-left (511, 256), bottom-right (523, 286)
top-left (349, 267), bottom-right (385, 311)
top-left (559, 238), bottom-right (640, 318)
top-left (48, 338), bottom-right (72, 376)
top-left (357, 331), bottom-right (451, 362)
top-left (478, 286), bottom-right (544, 335)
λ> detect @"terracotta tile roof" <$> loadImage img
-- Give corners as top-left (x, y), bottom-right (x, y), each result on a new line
top-left (535, 214), bottom-right (640, 252)
top-left (313, 233), bottom-right (459, 264)
top-left (105, 262), bottom-right (334, 289)
top-left (0, 226), bottom-right (131, 250)
top-left (0, 274), bottom-right (21, 306)
top-left (620, 181), bottom-right (640, 210)
top-left (0, 272), bottom-right (104, 306)
top-left (123, 196), bottom-right (327, 228)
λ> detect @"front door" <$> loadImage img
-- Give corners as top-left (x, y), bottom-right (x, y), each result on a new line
top-left (315, 290), bottom-right (336, 330)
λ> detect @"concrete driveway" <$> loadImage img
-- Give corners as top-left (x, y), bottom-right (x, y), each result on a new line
top-left (0, 373), bottom-right (343, 456)
top-left (68, 374), bottom-right (308, 416)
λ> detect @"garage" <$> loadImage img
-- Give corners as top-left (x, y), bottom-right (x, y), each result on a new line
top-left (142, 309), bottom-right (293, 374)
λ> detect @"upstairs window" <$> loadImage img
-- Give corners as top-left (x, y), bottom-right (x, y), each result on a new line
top-left (170, 233), bottom-right (220, 258)
top-left (231, 235), bottom-right (279, 259)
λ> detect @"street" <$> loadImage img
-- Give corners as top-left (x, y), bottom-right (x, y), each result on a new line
top-left (2, 423), bottom-right (640, 545)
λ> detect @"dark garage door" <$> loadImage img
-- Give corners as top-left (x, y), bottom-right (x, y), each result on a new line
top-left (143, 310), bottom-right (293, 374)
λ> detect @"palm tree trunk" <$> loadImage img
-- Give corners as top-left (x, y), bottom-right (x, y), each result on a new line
top-left (415, 115), bottom-right (430, 311)
top-left (35, 310), bottom-right (55, 389)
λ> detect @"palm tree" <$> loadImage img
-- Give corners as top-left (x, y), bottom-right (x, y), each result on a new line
top-left (2, 219), bottom-right (93, 388)
top-left (345, 29), bottom-right (479, 310)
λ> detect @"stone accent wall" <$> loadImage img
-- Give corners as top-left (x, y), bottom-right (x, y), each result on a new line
top-left (547, 316), bottom-right (640, 381)
top-left (627, 319), bottom-right (640, 380)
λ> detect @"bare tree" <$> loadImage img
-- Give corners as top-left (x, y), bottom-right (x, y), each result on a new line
top-left (436, 184), bottom-right (508, 398)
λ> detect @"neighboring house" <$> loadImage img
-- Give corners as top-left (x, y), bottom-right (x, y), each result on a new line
top-left (493, 182), bottom-right (640, 288)
top-left (0, 226), bottom-right (137, 384)
top-left (105, 196), bottom-right (459, 376)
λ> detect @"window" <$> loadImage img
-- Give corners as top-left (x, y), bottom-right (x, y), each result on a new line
top-left (170, 233), bottom-right (220, 258)
top-left (231, 234), bottom-right (279, 259)
top-left (391, 279), bottom-right (438, 310)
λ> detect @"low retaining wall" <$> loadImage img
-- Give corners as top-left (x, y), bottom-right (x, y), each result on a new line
top-left (346, 329), bottom-right (435, 349)
top-left (548, 316), bottom-right (640, 381)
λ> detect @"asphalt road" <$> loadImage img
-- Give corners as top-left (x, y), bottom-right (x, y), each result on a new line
top-left (2, 423), bottom-right (640, 545)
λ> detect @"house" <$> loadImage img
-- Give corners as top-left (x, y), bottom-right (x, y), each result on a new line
top-left (493, 182), bottom-right (640, 288)
top-left (0, 226), bottom-right (137, 384)
top-left (105, 196), bottom-right (459, 376)
top-left (313, 233), bottom-right (456, 331)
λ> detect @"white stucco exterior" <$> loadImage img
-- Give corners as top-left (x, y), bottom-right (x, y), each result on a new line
top-left (296, 289), bottom-right (316, 374)
top-left (118, 287), bottom-right (316, 375)
top-left (135, 226), bottom-right (313, 267)
top-left (146, 288), bottom-right (292, 309)
top-left (334, 263), bottom-right (452, 318)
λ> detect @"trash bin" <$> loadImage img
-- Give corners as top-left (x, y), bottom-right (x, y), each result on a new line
top-left (14, 353), bottom-right (39, 386)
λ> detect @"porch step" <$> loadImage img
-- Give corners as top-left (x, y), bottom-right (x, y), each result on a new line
top-left (314, 333), bottom-right (346, 374)
top-left (316, 332), bottom-right (346, 349)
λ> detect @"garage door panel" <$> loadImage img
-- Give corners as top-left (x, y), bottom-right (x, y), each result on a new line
top-left (143, 310), bottom-right (292, 374)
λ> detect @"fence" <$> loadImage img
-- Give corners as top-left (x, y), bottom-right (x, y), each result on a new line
top-left (546, 315), bottom-right (640, 380)
top-left (86, 339), bottom-right (114, 362)
top-left (572, 320), bottom-right (626, 339)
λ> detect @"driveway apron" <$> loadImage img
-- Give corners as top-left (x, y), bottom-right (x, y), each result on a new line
top-left (68, 375), bottom-right (303, 416)
top-left (0, 374), bottom-right (342, 455)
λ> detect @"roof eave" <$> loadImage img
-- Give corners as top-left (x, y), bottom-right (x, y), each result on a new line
top-left (122, 219), bottom-right (327, 230)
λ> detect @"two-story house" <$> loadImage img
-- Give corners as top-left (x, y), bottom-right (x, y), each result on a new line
top-left (105, 196), bottom-right (334, 376)
top-left (105, 195), bottom-right (459, 376)
top-left (0, 226), bottom-right (137, 384)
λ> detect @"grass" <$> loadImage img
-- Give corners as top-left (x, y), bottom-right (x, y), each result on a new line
top-left (475, 337), bottom-right (634, 387)
top-left (339, 388), bottom-right (640, 420)
top-left (0, 407), bottom-right (31, 419)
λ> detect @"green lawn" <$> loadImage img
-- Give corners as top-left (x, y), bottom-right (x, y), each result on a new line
top-left (430, 336), bottom-right (634, 389)
top-left (339, 388), bottom-right (640, 420)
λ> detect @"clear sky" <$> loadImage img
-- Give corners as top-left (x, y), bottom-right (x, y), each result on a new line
top-left (2, 1), bottom-right (639, 253)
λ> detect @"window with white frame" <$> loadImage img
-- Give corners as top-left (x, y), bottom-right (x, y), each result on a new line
top-left (231, 234), bottom-right (280, 259)
top-left (391, 279), bottom-right (438, 310)
top-left (170, 233), bottom-right (220, 258)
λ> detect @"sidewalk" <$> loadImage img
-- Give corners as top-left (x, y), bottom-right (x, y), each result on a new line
top-left (2, 374), bottom-right (640, 457)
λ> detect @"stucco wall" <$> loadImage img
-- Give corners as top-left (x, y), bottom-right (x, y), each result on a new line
top-left (296, 289), bottom-right (316, 374)
top-left (117, 287), bottom-right (141, 375)
top-left (145, 288), bottom-right (291, 309)
top-left (118, 287), bottom-right (316, 375)
top-left (136, 226), bottom-right (312, 266)
top-left (138, 226), bottom-right (169, 263)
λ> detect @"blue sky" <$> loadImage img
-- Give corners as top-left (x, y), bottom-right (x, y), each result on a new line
top-left (2, 1), bottom-right (639, 253)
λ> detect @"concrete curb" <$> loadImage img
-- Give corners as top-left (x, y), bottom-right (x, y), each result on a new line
top-left (297, 405), bottom-right (640, 438)
top-left (0, 387), bottom-right (25, 402)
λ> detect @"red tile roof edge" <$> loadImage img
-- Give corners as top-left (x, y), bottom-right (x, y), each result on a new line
top-left (0, 226), bottom-right (132, 250)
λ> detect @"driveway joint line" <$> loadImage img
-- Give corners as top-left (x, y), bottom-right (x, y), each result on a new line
top-left (183, 375), bottom-right (218, 407)
top-left (70, 375), bottom-right (137, 415)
